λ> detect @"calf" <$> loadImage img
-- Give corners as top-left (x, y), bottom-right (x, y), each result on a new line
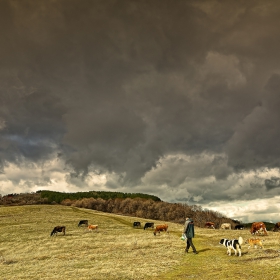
top-left (154, 224), bottom-right (168, 236)
top-left (133, 221), bottom-right (141, 228)
top-left (87, 224), bottom-right (98, 231)
top-left (78, 220), bottom-right (88, 227)
top-left (50, 226), bottom-right (66, 236)
top-left (144, 222), bottom-right (154, 230)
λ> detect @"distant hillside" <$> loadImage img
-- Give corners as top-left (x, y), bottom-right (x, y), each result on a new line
top-left (0, 190), bottom-right (239, 228)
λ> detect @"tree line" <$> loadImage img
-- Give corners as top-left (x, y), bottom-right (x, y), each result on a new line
top-left (61, 197), bottom-right (236, 228)
top-left (0, 190), bottom-right (238, 228)
top-left (38, 190), bottom-right (161, 203)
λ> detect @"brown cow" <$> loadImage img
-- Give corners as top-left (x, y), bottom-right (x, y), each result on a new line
top-left (205, 222), bottom-right (215, 229)
top-left (272, 222), bottom-right (280, 232)
top-left (87, 224), bottom-right (98, 231)
top-left (250, 222), bottom-right (268, 235)
top-left (154, 224), bottom-right (168, 236)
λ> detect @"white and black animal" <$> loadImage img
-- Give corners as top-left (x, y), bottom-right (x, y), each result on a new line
top-left (50, 226), bottom-right (66, 236)
top-left (78, 220), bottom-right (88, 227)
top-left (219, 237), bottom-right (243, 257)
top-left (144, 222), bottom-right (154, 230)
top-left (133, 221), bottom-right (141, 228)
top-left (234, 224), bottom-right (244, 230)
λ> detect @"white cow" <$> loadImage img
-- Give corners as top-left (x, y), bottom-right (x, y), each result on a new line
top-left (220, 223), bottom-right (231, 230)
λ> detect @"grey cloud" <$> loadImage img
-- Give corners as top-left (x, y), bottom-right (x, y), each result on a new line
top-left (1, 0), bottom-right (280, 217)
top-left (105, 180), bottom-right (120, 190)
top-left (265, 177), bottom-right (280, 191)
top-left (254, 205), bottom-right (280, 215)
top-left (226, 73), bottom-right (280, 172)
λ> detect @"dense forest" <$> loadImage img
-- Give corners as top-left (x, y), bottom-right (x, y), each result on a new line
top-left (38, 190), bottom-right (161, 203)
top-left (0, 190), bottom-right (239, 228)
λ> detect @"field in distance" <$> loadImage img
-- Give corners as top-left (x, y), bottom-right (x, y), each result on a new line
top-left (0, 205), bottom-right (280, 280)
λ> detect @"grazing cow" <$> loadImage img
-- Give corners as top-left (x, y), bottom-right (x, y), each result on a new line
top-left (50, 226), bottom-right (66, 236)
top-left (220, 223), bottom-right (231, 230)
top-left (250, 222), bottom-right (268, 235)
top-left (144, 222), bottom-right (154, 230)
top-left (87, 224), bottom-right (98, 231)
top-left (234, 225), bottom-right (244, 230)
top-left (205, 222), bottom-right (215, 229)
top-left (154, 224), bottom-right (168, 236)
top-left (133, 221), bottom-right (141, 228)
top-left (245, 238), bottom-right (264, 249)
top-left (78, 220), bottom-right (88, 227)
top-left (272, 222), bottom-right (280, 232)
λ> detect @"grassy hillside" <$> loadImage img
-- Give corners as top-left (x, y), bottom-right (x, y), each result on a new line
top-left (0, 205), bottom-right (280, 280)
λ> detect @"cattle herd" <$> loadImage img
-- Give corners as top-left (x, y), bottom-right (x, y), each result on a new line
top-left (50, 219), bottom-right (98, 236)
top-left (51, 220), bottom-right (280, 236)
top-left (133, 222), bottom-right (168, 235)
top-left (206, 221), bottom-right (280, 256)
top-left (50, 220), bottom-right (168, 237)
top-left (50, 218), bottom-right (280, 257)
top-left (204, 221), bottom-right (278, 234)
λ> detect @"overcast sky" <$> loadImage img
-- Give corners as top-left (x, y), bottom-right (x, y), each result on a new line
top-left (1, 0), bottom-right (280, 223)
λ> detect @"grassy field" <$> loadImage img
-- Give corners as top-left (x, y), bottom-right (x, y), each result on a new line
top-left (0, 205), bottom-right (280, 280)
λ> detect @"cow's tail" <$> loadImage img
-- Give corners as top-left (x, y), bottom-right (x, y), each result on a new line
top-left (238, 236), bottom-right (243, 245)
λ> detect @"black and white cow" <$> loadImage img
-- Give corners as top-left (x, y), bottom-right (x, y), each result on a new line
top-left (78, 220), bottom-right (88, 227)
top-left (133, 221), bottom-right (141, 228)
top-left (234, 225), bottom-right (244, 230)
top-left (144, 222), bottom-right (154, 230)
top-left (50, 226), bottom-right (66, 236)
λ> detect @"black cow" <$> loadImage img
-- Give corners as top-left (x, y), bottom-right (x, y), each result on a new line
top-left (78, 220), bottom-right (88, 227)
top-left (144, 222), bottom-right (154, 230)
top-left (234, 224), bottom-right (244, 230)
top-left (133, 221), bottom-right (141, 228)
top-left (50, 226), bottom-right (66, 236)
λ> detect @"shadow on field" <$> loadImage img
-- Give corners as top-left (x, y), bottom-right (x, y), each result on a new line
top-left (197, 248), bottom-right (211, 253)
top-left (243, 249), bottom-right (280, 261)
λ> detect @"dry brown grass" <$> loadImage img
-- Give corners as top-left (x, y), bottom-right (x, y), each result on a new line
top-left (0, 205), bottom-right (280, 279)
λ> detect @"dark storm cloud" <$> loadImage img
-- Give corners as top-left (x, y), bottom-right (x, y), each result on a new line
top-left (265, 177), bottom-right (280, 191)
top-left (1, 0), bottom-right (280, 210)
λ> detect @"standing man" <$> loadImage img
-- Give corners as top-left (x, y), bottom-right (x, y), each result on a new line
top-left (183, 217), bottom-right (198, 254)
